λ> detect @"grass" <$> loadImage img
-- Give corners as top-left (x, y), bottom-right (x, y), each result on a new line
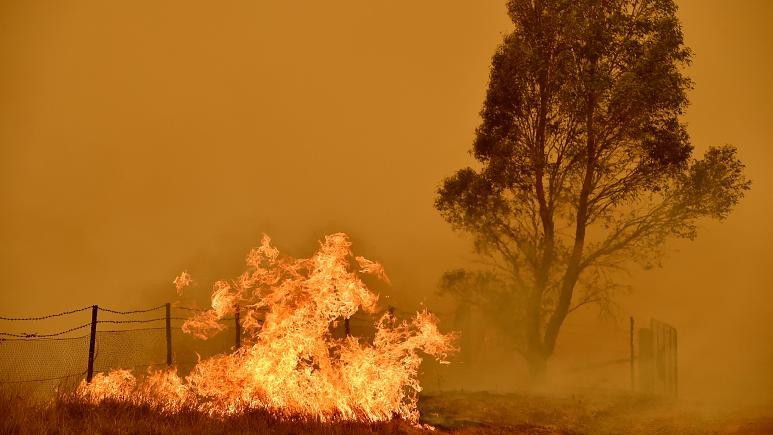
top-left (419, 391), bottom-right (773, 435)
top-left (2, 389), bottom-right (771, 434)
top-left (0, 390), bottom-right (429, 435)
top-left (0, 397), bottom-right (426, 434)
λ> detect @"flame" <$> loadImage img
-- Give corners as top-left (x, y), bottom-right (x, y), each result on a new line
top-left (173, 271), bottom-right (192, 296)
top-left (75, 233), bottom-right (456, 423)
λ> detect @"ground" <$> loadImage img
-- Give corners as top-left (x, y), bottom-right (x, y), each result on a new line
top-left (1, 390), bottom-right (771, 434)
top-left (419, 391), bottom-right (773, 434)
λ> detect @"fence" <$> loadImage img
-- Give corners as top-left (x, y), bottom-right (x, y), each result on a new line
top-left (0, 304), bottom-right (247, 396)
top-left (638, 318), bottom-right (678, 396)
top-left (3, 305), bottom-right (673, 397)
top-left (445, 308), bottom-right (679, 396)
top-left (564, 316), bottom-right (678, 397)
top-left (0, 303), bottom-right (410, 397)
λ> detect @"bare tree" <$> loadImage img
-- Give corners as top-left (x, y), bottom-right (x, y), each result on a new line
top-left (435, 0), bottom-right (750, 379)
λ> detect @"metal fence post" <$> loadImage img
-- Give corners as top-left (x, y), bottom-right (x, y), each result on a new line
top-left (165, 303), bottom-right (172, 366)
top-left (235, 303), bottom-right (241, 349)
top-left (86, 305), bottom-right (98, 383)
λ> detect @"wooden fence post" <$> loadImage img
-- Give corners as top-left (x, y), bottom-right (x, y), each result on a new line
top-left (235, 304), bottom-right (241, 349)
top-left (165, 303), bottom-right (172, 366)
top-left (86, 305), bottom-right (98, 383)
top-left (344, 318), bottom-right (350, 336)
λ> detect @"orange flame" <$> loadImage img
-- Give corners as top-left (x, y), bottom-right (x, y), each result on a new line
top-left (172, 271), bottom-right (192, 296)
top-left (76, 233), bottom-right (456, 423)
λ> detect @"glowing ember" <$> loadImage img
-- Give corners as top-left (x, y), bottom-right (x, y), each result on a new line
top-left (75, 233), bottom-right (456, 423)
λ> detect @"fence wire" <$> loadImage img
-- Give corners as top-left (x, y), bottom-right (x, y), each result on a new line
top-left (0, 336), bottom-right (89, 399)
top-left (0, 304), bottom-right (243, 397)
top-left (0, 322), bottom-right (93, 338)
top-left (0, 303), bottom-right (421, 398)
top-left (98, 304), bottom-right (166, 315)
top-left (93, 328), bottom-right (167, 373)
top-left (0, 306), bottom-right (92, 321)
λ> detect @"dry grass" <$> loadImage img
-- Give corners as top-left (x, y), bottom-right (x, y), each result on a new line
top-left (419, 391), bottom-right (773, 435)
top-left (2, 389), bottom-right (771, 434)
top-left (0, 392), bottom-right (425, 435)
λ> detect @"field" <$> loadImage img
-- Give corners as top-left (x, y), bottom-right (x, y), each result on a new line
top-left (2, 389), bottom-right (771, 434)
top-left (420, 392), bottom-right (773, 434)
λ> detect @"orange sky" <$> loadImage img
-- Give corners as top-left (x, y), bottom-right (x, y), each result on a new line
top-left (1, 0), bottom-right (771, 402)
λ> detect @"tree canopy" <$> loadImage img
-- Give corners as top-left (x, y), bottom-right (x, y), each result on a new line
top-left (435, 0), bottom-right (750, 377)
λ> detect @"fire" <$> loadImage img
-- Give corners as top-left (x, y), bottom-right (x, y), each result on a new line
top-left (172, 271), bottom-right (192, 296)
top-left (75, 233), bottom-right (456, 423)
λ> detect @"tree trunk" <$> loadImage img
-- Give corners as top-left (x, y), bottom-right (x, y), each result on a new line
top-left (526, 348), bottom-right (549, 384)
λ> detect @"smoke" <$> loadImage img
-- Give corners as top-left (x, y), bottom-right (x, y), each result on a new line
top-left (0, 0), bottom-right (771, 411)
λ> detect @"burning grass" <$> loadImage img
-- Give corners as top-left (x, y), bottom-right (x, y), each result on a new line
top-left (74, 233), bottom-right (455, 423)
top-left (0, 391), bottom-right (425, 435)
top-left (4, 389), bottom-right (771, 434)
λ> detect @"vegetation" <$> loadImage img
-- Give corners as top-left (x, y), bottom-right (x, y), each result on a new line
top-left (435, 0), bottom-right (750, 378)
top-left (0, 391), bottom-right (424, 435)
top-left (421, 391), bottom-right (773, 435)
top-left (2, 389), bottom-right (771, 435)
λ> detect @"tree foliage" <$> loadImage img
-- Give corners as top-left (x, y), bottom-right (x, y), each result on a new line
top-left (435, 0), bottom-right (750, 376)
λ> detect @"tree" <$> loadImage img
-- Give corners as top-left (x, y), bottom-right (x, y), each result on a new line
top-left (435, 0), bottom-right (750, 379)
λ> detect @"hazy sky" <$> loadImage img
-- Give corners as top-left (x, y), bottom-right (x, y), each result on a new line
top-left (1, 1), bottom-right (771, 401)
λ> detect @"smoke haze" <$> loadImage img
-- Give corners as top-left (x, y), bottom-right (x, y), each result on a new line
top-left (1, 0), bottom-right (771, 406)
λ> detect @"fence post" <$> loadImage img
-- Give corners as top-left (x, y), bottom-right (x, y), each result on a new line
top-left (235, 303), bottom-right (241, 349)
top-left (86, 305), bottom-right (98, 383)
top-left (630, 316), bottom-right (634, 392)
top-left (344, 318), bottom-right (350, 336)
top-left (165, 303), bottom-right (172, 366)
top-left (638, 327), bottom-right (653, 393)
top-left (673, 328), bottom-right (678, 398)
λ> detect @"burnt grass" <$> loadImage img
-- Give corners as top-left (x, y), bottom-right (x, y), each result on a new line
top-left (2, 390), bottom-right (772, 434)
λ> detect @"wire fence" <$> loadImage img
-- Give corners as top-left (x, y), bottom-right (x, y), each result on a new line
top-left (0, 304), bottom-right (242, 397)
top-left (0, 303), bottom-right (421, 397)
top-left (4, 303), bottom-right (655, 397)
